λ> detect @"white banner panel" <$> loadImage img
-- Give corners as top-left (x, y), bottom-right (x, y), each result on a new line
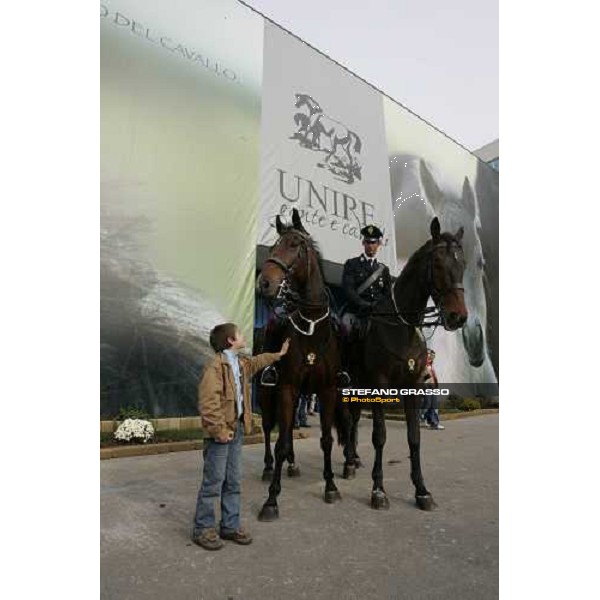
top-left (258, 22), bottom-right (397, 274)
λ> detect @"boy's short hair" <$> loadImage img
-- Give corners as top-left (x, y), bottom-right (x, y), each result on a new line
top-left (209, 323), bottom-right (238, 352)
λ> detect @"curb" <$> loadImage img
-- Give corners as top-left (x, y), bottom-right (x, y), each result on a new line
top-left (363, 408), bottom-right (499, 421)
top-left (100, 430), bottom-right (310, 460)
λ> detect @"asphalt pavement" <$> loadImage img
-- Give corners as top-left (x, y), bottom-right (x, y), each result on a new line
top-left (101, 414), bottom-right (498, 600)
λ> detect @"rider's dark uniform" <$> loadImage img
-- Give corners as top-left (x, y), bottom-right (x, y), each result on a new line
top-left (342, 255), bottom-right (392, 315)
top-left (341, 225), bottom-right (392, 329)
top-left (340, 225), bottom-right (392, 378)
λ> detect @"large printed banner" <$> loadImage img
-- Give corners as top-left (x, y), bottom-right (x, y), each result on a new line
top-left (100, 0), bottom-right (264, 417)
top-left (100, 0), bottom-right (498, 417)
top-left (384, 98), bottom-right (499, 388)
top-left (257, 23), bottom-right (397, 273)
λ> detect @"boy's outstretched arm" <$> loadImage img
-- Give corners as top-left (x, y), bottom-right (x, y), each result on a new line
top-left (248, 338), bottom-right (290, 377)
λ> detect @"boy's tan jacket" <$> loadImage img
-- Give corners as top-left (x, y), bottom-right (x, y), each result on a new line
top-left (198, 351), bottom-right (280, 439)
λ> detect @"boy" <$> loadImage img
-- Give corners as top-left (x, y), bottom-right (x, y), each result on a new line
top-left (192, 322), bottom-right (290, 550)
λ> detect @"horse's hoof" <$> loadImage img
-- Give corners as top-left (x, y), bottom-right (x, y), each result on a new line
top-left (258, 504), bottom-right (279, 521)
top-left (324, 489), bottom-right (341, 504)
top-left (370, 490), bottom-right (390, 510)
top-left (342, 465), bottom-right (356, 479)
top-left (261, 469), bottom-right (273, 482)
top-left (416, 494), bottom-right (437, 511)
top-left (287, 464), bottom-right (301, 477)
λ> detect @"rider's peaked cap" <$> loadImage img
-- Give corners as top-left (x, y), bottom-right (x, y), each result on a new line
top-left (360, 225), bottom-right (383, 242)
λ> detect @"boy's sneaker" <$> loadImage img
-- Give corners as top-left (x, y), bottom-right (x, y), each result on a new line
top-left (191, 527), bottom-right (223, 550)
top-left (220, 526), bottom-right (253, 545)
top-left (429, 423), bottom-right (445, 430)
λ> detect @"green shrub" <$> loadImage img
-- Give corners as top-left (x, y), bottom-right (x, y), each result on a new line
top-left (459, 398), bottom-right (482, 412)
top-left (117, 405), bottom-right (151, 421)
top-left (100, 428), bottom-right (203, 446)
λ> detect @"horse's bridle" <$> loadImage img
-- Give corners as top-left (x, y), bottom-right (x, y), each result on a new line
top-left (263, 234), bottom-right (309, 303)
top-left (385, 240), bottom-right (465, 331)
top-left (427, 240), bottom-right (465, 301)
top-left (262, 231), bottom-right (330, 335)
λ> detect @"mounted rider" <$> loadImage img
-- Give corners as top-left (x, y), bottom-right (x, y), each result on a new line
top-left (340, 225), bottom-right (392, 381)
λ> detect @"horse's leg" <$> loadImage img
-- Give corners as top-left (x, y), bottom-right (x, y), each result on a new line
top-left (260, 388), bottom-right (275, 481)
top-left (405, 395), bottom-right (436, 511)
top-left (258, 385), bottom-right (295, 521)
top-left (342, 403), bottom-right (359, 479)
top-left (343, 139), bottom-right (353, 166)
top-left (287, 423), bottom-right (301, 477)
top-left (324, 138), bottom-right (338, 163)
top-left (320, 386), bottom-right (341, 503)
top-left (371, 403), bottom-right (389, 509)
top-left (262, 424), bottom-right (274, 481)
top-left (351, 404), bottom-right (362, 467)
top-left (352, 355), bottom-right (364, 468)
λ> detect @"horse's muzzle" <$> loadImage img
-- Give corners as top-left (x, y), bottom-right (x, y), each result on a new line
top-left (444, 311), bottom-right (467, 331)
top-left (256, 274), bottom-right (279, 298)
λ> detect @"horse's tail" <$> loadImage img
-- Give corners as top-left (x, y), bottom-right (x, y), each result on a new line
top-left (334, 398), bottom-right (349, 447)
top-left (350, 131), bottom-right (362, 153)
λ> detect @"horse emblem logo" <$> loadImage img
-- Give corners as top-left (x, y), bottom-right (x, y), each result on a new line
top-left (290, 93), bottom-right (363, 185)
top-left (306, 352), bottom-right (316, 365)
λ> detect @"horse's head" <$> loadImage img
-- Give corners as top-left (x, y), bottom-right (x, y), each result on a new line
top-left (294, 93), bottom-right (322, 113)
top-left (428, 217), bottom-right (468, 331)
top-left (258, 209), bottom-right (315, 300)
top-left (420, 161), bottom-right (491, 365)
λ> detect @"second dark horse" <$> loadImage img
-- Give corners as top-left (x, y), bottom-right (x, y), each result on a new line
top-left (343, 217), bottom-right (468, 510)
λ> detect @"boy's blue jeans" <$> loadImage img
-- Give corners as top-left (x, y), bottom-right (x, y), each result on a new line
top-left (193, 423), bottom-right (243, 535)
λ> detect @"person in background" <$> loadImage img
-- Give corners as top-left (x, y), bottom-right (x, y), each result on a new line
top-left (421, 349), bottom-right (445, 430)
top-left (294, 394), bottom-right (310, 428)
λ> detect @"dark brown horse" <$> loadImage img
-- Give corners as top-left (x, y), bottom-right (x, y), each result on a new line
top-left (343, 217), bottom-right (467, 510)
top-left (256, 209), bottom-right (345, 520)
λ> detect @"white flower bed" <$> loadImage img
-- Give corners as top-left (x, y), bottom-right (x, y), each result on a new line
top-left (114, 418), bottom-right (155, 444)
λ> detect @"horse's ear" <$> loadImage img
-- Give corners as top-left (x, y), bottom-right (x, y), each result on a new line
top-left (420, 160), bottom-right (444, 212)
top-left (276, 215), bottom-right (284, 235)
top-left (455, 226), bottom-right (464, 242)
top-left (291, 209), bottom-right (308, 234)
top-left (430, 217), bottom-right (441, 241)
top-left (462, 177), bottom-right (477, 219)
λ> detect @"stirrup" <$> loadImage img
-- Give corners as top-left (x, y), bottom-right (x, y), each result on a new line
top-left (336, 370), bottom-right (351, 387)
top-left (260, 366), bottom-right (278, 387)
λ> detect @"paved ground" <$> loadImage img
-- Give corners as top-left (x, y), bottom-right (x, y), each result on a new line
top-left (101, 414), bottom-right (498, 600)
